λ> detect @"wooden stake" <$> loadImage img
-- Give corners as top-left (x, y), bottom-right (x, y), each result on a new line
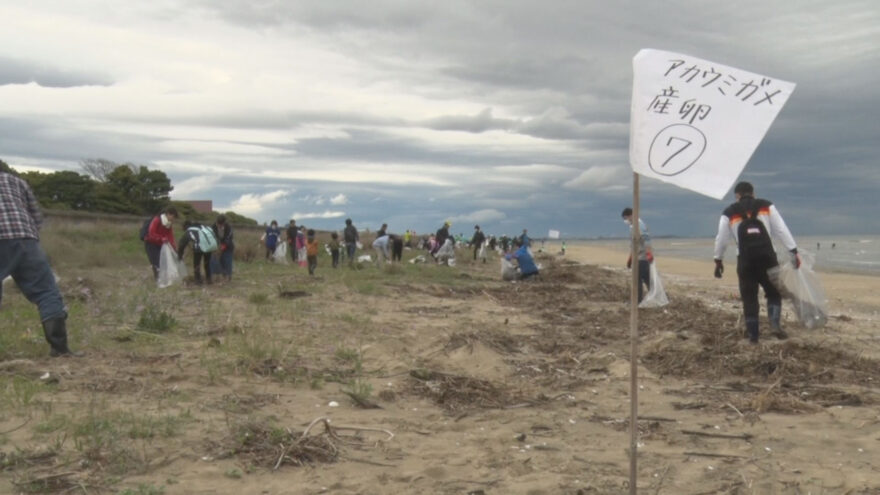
top-left (630, 172), bottom-right (640, 495)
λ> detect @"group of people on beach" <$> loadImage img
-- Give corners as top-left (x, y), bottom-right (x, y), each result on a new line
top-left (2, 150), bottom-right (805, 356)
top-left (141, 206), bottom-right (235, 285)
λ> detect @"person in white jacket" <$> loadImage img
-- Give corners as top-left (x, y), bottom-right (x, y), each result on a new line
top-left (713, 181), bottom-right (800, 344)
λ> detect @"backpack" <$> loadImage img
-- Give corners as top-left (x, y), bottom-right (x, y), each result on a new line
top-left (737, 204), bottom-right (774, 259)
top-left (139, 217), bottom-right (153, 241)
top-left (196, 225), bottom-right (219, 253)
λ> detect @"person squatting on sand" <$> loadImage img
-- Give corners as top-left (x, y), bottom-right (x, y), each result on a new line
top-left (144, 206), bottom-right (178, 280)
top-left (505, 238), bottom-right (539, 280)
top-left (622, 207), bottom-right (654, 302)
top-left (0, 163), bottom-right (79, 356)
top-left (714, 181), bottom-right (800, 344)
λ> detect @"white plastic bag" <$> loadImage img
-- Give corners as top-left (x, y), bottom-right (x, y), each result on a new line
top-left (157, 244), bottom-right (186, 288)
top-left (639, 262), bottom-right (669, 308)
top-left (478, 244), bottom-right (487, 261)
top-left (435, 239), bottom-right (455, 264)
top-left (273, 242), bottom-right (289, 264)
top-left (769, 252), bottom-right (827, 329)
top-left (501, 257), bottom-right (519, 281)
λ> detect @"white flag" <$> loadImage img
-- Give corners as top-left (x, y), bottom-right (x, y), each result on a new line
top-left (548, 229), bottom-right (560, 239)
top-left (629, 49), bottom-right (795, 199)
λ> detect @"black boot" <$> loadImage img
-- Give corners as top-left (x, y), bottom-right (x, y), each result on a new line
top-left (745, 317), bottom-right (759, 344)
top-left (42, 317), bottom-right (80, 357)
top-left (768, 304), bottom-right (788, 340)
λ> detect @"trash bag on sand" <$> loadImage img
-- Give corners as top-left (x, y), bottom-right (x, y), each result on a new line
top-left (769, 251), bottom-right (828, 329)
top-left (157, 244), bottom-right (186, 288)
top-left (639, 262), bottom-right (669, 308)
top-left (273, 242), bottom-right (289, 264)
top-left (501, 257), bottom-right (519, 281)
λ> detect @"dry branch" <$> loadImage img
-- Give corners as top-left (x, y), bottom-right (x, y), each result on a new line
top-left (681, 429), bottom-right (753, 441)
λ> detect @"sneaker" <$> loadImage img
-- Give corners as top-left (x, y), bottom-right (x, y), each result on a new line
top-left (771, 328), bottom-right (789, 340)
top-left (50, 348), bottom-right (83, 357)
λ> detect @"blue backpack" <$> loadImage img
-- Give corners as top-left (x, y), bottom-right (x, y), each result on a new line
top-left (195, 225), bottom-right (219, 253)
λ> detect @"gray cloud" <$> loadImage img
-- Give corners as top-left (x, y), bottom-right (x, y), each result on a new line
top-left (0, 56), bottom-right (112, 88)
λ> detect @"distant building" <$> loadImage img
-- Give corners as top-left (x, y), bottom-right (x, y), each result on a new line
top-left (185, 200), bottom-right (213, 214)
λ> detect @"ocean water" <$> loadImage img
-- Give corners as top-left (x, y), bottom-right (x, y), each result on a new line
top-left (585, 236), bottom-right (880, 275)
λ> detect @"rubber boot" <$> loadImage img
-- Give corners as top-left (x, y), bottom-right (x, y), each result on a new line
top-left (768, 304), bottom-right (788, 340)
top-left (42, 317), bottom-right (80, 357)
top-left (745, 317), bottom-right (759, 344)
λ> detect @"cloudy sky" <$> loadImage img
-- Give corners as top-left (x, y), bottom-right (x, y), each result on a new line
top-left (2, 1), bottom-right (878, 238)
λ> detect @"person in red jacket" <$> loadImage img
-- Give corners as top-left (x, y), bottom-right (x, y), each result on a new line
top-left (144, 206), bottom-right (178, 280)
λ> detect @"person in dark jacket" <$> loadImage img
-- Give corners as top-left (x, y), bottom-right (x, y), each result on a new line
top-left (213, 215), bottom-right (234, 281)
top-left (329, 232), bottom-right (341, 268)
top-left (178, 221), bottom-right (216, 285)
top-left (343, 218), bottom-right (359, 266)
top-left (714, 181), bottom-right (799, 343)
top-left (0, 162), bottom-right (78, 356)
top-left (470, 225), bottom-right (486, 261)
top-left (286, 219), bottom-right (298, 263)
top-left (432, 221), bottom-right (450, 257)
top-left (391, 234), bottom-right (404, 262)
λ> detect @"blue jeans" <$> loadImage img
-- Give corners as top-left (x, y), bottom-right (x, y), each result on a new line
top-left (219, 249), bottom-right (234, 278)
top-left (346, 242), bottom-right (356, 263)
top-left (637, 259), bottom-right (650, 302)
top-left (0, 239), bottom-right (66, 321)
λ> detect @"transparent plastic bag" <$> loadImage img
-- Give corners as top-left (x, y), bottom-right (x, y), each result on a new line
top-left (768, 251), bottom-right (828, 329)
top-left (501, 257), bottom-right (519, 281)
top-left (639, 262), bottom-right (669, 308)
top-left (273, 242), bottom-right (289, 264)
top-left (157, 244), bottom-right (186, 288)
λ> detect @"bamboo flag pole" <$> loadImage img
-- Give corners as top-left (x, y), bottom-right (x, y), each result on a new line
top-left (629, 172), bottom-right (640, 495)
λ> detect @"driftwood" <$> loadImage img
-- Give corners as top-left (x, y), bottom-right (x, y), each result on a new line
top-left (683, 451), bottom-right (748, 459)
top-left (681, 429), bottom-right (753, 441)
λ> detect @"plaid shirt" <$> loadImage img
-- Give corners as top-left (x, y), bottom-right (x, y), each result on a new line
top-left (0, 172), bottom-right (42, 240)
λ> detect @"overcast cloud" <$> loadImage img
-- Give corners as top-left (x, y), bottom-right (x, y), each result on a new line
top-left (1, 0), bottom-right (878, 238)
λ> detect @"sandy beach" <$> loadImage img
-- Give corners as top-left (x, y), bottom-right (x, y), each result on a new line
top-left (560, 240), bottom-right (880, 318)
